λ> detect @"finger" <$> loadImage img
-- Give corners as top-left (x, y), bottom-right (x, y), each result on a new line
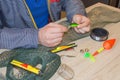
top-left (74, 27), bottom-right (85, 34)
top-left (50, 37), bottom-right (62, 44)
top-left (74, 27), bottom-right (80, 33)
top-left (47, 37), bottom-right (62, 47)
top-left (46, 33), bottom-right (64, 40)
top-left (78, 29), bottom-right (86, 34)
top-left (77, 17), bottom-right (90, 28)
top-left (77, 21), bottom-right (90, 29)
top-left (80, 25), bottom-right (90, 32)
top-left (47, 42), bottom-right (60, 47)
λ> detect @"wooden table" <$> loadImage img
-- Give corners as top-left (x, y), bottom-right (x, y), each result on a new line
top-left (50, 3), bottom-right (120, 80)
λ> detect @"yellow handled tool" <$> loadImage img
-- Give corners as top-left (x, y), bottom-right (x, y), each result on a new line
top-left (10, 60), bottom-right (40, 75)
top-left (50, 43), bottom-right (77, 53)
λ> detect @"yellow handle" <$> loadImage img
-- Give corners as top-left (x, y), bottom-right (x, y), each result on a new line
top-left (11, 60), bottom-right (40, 74)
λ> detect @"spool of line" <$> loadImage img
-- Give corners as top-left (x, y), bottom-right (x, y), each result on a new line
top-left (90, 28), bottom-right (109, 41)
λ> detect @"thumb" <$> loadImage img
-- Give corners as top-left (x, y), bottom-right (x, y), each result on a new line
top-left (72, 14), bottom-right (82, 24)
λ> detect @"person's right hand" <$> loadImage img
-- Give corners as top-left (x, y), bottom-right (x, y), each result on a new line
top-left (38, 23), bottom-right (68, 47)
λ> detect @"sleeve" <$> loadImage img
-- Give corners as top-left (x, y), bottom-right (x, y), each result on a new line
top-left (0, 27), bottom-right (39, 49)
top-left (0, 2), bottom-right (39, 49)
top-left (61, 0), bottom-right (87, 22)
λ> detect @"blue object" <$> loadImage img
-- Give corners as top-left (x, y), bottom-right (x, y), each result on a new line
top-left (26, 0), bottom-right (49, 28)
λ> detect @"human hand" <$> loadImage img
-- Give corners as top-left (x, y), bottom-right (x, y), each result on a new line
top-left (72, 14), bottom-right (90, 34)
top-left (38, 23), bottom-right (68, 47)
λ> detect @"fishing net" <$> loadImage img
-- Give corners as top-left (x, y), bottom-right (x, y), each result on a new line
top-left (2, 45), bottom-right (60, 80)
top-left (0, 6), bottom-right (120, 80)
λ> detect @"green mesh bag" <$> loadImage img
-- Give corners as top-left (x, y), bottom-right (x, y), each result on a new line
top-left (0, 46), bottom-right (61, 80)
top-left (5, 45), bottom-right (60, 80)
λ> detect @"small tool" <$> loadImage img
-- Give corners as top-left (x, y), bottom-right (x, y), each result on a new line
top-left (50, 43), bottom-right (77, 53)
top-left (11, 60), bottom-right (40, 75)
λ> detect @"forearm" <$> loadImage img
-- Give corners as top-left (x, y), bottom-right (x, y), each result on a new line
top-left (0, 27), bottom-right (39, 49)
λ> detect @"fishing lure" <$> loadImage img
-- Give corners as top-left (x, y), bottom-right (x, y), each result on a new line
top-left (93, 39), bottom-right (116, 56)
top-left (69, 23), bottom-right (78, 28)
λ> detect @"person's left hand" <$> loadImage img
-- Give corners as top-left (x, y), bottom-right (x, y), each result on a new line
top-left (72, 14), bottom-right (90, 34)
